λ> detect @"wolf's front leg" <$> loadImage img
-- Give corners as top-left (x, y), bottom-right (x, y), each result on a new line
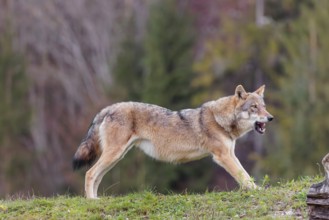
top-left (212, 150), bottom-right (257, 189)
top-left (231, 153), bottom-right (259, 189)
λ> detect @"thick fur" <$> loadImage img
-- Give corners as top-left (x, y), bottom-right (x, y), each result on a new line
top-left (73, 85), bottom-right (273, 198)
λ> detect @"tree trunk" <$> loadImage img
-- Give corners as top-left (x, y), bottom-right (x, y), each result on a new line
top-left (307, 153), bottom-right (329, 219)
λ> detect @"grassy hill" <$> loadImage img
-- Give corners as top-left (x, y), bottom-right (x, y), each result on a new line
top-left (0, 176), bottom-right (320, 219)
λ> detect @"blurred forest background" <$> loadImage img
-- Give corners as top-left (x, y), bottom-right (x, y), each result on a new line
top-left (0, 0), bottom-right (328, 197)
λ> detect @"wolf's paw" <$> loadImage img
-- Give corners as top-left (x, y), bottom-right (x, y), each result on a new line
top-left (85, 192), bottom-right (99, 199)
top-left (86, 196), bottom-right (100, 200)
top-left (254, 185), bottom-right (263, 190)
top-left (241, 181), bottom-right (261, 190)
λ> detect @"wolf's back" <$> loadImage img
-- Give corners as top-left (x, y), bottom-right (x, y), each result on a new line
top-left (73, 111), bottom-right (105, 170)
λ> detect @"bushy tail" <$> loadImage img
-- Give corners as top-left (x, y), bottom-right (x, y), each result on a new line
top-left (73, 113), bottom-right (103, 170)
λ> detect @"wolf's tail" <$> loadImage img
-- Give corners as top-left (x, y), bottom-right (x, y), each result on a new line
top-left (72, 112), bottom-right (105, 170)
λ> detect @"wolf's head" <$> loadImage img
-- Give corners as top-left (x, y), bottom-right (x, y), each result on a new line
top-left (234, 85), bottom-right (273, 134)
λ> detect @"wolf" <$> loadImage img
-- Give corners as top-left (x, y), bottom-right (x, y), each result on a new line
top-left (73, 85), bottom-right (273, 199)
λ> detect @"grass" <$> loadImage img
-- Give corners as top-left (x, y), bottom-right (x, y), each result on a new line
top-left (0, 176), bottom-right (320, 219)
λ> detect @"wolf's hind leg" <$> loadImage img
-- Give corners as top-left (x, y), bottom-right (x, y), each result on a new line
top-left (85, 144), bottom-right (132, 199)
top-left (92, 155), bottom-right (121, 198)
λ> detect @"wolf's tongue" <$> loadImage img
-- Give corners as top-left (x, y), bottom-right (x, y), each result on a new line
top-left (255, 122), bottom-right (266, 134)
top-left (260, 123), bottom-right (265, 129)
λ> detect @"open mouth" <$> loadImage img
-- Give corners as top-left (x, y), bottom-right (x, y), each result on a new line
top-left (255, 122), bottom-right (266, 134)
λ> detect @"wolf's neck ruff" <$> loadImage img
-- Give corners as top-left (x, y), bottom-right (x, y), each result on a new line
top-left (211, 96), bottom-right (253, 140)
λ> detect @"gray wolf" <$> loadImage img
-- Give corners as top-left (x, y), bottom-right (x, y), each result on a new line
top-left (73, 85), bottom-right (273, 198)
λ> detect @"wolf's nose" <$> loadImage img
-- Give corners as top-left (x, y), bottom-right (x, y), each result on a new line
top-left (267, 116), bottom-right (274, 121)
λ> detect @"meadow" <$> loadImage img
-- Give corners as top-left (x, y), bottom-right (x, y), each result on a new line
top-left (0, 176), bottom-right (319, 219)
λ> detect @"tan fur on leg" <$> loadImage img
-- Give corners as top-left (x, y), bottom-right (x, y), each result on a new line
top-left (212, 147), bottom-right (256, 189)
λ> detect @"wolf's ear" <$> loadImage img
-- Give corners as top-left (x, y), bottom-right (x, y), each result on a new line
top-left (254, 85), bottom-right (265, 97)
top-left (235, 85), bottom-right (247, 99)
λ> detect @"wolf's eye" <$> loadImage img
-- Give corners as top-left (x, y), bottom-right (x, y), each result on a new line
top-left (251, 104), bottom-right (258, 109)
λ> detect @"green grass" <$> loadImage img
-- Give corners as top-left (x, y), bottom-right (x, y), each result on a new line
top-left (0, 176), bottom-right (320, 219)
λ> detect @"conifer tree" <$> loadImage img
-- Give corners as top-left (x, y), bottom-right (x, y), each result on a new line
top-left (142, 0), bottom-right (196, 110)
top-left (111, 16), bottom-right (144, 102)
